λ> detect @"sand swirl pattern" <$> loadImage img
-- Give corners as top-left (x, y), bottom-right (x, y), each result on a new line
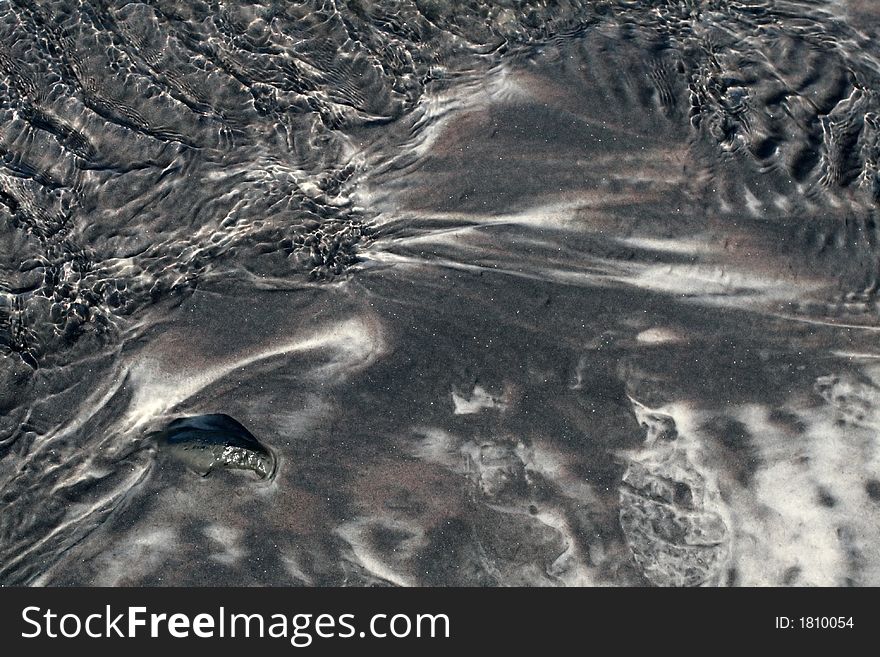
top-left (2, 1), bottom-right (880, 586)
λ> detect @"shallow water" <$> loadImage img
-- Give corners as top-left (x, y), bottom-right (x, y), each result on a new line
top-left (2, 0), bottom-right (880, 586)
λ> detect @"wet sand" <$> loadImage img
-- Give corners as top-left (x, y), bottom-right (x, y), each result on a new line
top-left (2, 1), bottom-right (880, 586)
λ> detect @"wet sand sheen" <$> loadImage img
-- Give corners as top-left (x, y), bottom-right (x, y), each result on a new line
top-left (3, 1), bottom-right (880, 586)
